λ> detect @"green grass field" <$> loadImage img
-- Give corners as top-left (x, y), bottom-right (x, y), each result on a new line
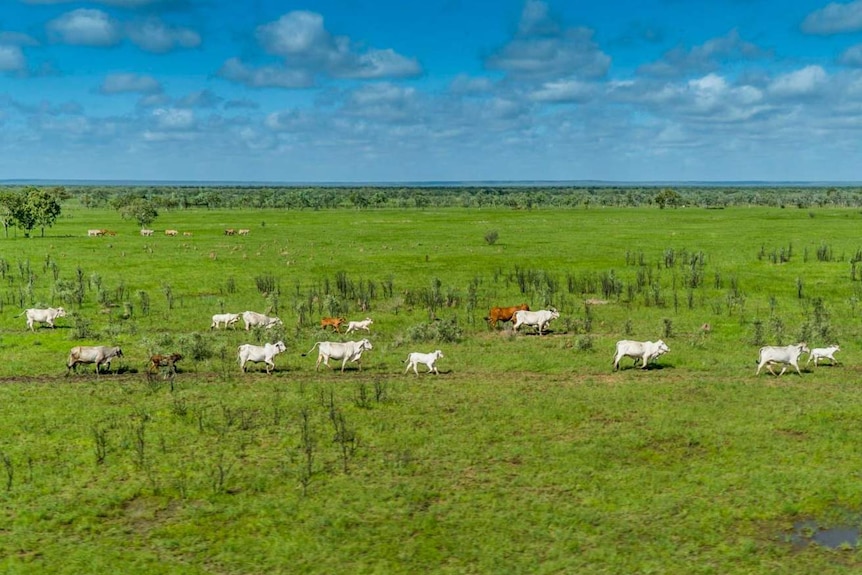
top-left (2, 202), bottom-right (862, 573)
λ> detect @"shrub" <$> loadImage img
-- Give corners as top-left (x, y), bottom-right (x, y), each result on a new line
top-left (484, 230), bottom-right (499, 245)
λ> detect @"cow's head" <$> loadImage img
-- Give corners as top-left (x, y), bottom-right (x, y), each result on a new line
top-left (114, 347), bottom-right (124, 358)
top-left (798, 342), bottom-right (810, 354)
top-left (56, 307), bottom-right (67, 317)
top-left (434, 350), bottom-right (444, 359)
top-left (656, 340), bottom-right (670, 354)
top-left (360, 339), bottom-right (373, 350)
top-left (274, 341), bottom-right (287, 353)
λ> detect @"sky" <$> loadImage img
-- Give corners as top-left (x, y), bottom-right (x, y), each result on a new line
top-left (3, 0), bottom-right (862, 183)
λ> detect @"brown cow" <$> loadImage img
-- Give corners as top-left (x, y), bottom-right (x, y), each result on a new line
top-left (148, 352), bottom-right (183, 375)
top-left (320, 316), bottom-right (347, 333)
top-left (486, 303), bottom-right (530, 329)
top-left (224, 228), bottom-right (236, 236)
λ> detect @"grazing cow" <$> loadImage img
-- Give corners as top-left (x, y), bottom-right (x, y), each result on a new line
top-left (238, 341), bottom-right (287, 374)
top-left (140, 229), bottom-right (154, 237)
top-left (100, 229), bottom-right (117, 236)
top-left (613, 340), bottom-right (671, 371)
top-left (486, 303), bottom-right (530, 328)
top-left (242, 310), bottom-right (283, 331)
top-left (807, 344), bottom-right (841, 367)
top-left (404, 350), bottom-right (444, 375)
top-left (165, 229), bottom-right (178, 236)
top-left (182, 231), bottom-right (193, 237)
top-left (19, 307), bottom-right (67, 331)
top-left (148, 353), bottom-right (183, 376)
top-left (320, 316), bottom-right (347, 333)
top-left (87, 229), bottom-right (104, 237)
top-left (513, 308), bottom-right (560, 335)
top-left (345, 318), bottom-right (373, 334)
top-left (304, 339), bottom-right (373, 372)
top-left (756, 343), bottom-right (810, 376)
top-left (211, 313), bottom-right (241, 330)
top-left (66, 345), bottom-right (124, 375)
top-left (238, 229), bottom-right (250, 236)
top-left (224, 228), bottom-right (236, 236)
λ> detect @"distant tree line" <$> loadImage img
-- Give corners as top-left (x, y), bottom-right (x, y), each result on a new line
top-left (58, 184), bottom-right (862, 211)
top-left (1, 184), bottom-right (861, 238)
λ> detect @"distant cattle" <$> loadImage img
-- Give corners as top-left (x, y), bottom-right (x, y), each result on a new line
top-left (757, 343), bottom-right (810, 376)
top-left (148, 353), bottom-right (183, 376)
top-left (224, 229), bottom-right (236, 236)
top-left (344, 318), bottom-right (373, 334)
top-left (486, 303), bottom-right (530, 328)
top-left (238, 341), bottom-right (287, 374)
top-left (211, 313), bottom-right (241, 330)
top-left (242, 310), bottom-right (283, 331)
top-left (304, 339), bottom-right (373, 372)
top-left (164, 229), bottom-right (178, 236)
top-left (807, 345), bottom-right (841, 367)
top-left (100, 229), bottom-right (117, 236)
top-left (140, 229), bottom-right (154, 237)
top-left (513, 308), bottom-right (560, 335)
top-left (87, 229), bottom-right (104, 237)
top-left (67, 345), bottom-right (124, 375)
top-left (320, 316), bottom-right (347, 333)
top-left (404, 350), bottom-right (444, 375)
top-left (613, 340), bottom-right (670, 371)
top-left (19, 307), bottom-right (66, 331)
top-left (182, 231), bottom-right (193, 237)
top-left (238, 229), bottom-right (250, 236)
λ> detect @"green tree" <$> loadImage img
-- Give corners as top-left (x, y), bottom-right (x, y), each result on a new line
top-left (0, 192), bottom-right (21, 238)
top-left (119, 198), bottom-right (159, 229)
top-left (27, 188), bottom-right (63, 237)
top-left (655, 188), bottom-right (683, 209)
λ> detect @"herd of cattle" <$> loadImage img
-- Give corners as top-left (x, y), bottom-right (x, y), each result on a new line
top-left (15, 304), bottom-right (843, 377)
top-left (89, 229), bottom-right (250, 237)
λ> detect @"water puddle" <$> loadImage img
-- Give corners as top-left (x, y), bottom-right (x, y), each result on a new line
top-left (789, 519), bottom-right (860, 550)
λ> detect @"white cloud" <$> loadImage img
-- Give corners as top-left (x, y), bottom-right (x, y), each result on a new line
top-left (802, 1), bottom-right (862, 34)
top-left (47, 9), bottom-right (121, 46)
top-left (768, 65), bottom-right (828, 97)
top-left (217, 57), bottom-right (314, 89)
top-left (219, 10), bottom-right (420, 89)
top-left (0, 45), bottom-right (26, 72)
top-left (638, 30), bottom-right (765, 77)
top-left (449, 75), bottom-right (494, 94)
top-left (530, 79), bottom-right (594, 103)
top-left (152, 107), bottom-right (194, 130)
top-left (100, 73), bottom-right (162, 94)
top-left (126, 18), bottom-right (200, 53)
top-left (839, 43), bottom-right (862, 66)
top-left (486, 0), bottom-right (610, 81)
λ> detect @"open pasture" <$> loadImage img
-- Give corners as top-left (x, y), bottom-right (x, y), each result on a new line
top-left (2, 202), bottom-right (862, 573)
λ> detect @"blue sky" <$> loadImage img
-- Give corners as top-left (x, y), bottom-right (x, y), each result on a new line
top-left (3, 0), bottom-right (862, 182)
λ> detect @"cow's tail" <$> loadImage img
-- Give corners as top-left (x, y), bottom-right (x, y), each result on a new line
top-left (14, 310), bottom-right (26, 317)
top-left (301, 342), bottom-right (321, 357)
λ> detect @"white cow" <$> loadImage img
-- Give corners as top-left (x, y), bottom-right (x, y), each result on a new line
top-left (242, 310), bottom-right (283, 331)
top-left (211, 313), bottom-right (241, 330)
top-left (67, 345), bottom-right (124, 375)
top-left (140, 229), bottom-right (154, 237)
top-left (613, 340), bottom-right (670, 371)
top-left (756, 342), bottom-right (810, 376)
top-left (345, 318), bottom-right (373, 334)
top-left (304, 339), bottom-right (373, 372)
top-left (87, 229), bottom-right (104, 237)
top-left (19, 307), bottom-right (67, 331)
top-left (404, 350), bottom-right (444, 375)
top-left (807, 344), bottom-right (841, 366)
top-left (238, 341), bottom-right (287, 374)
top-left (512, 308), bottom-right (560, 335)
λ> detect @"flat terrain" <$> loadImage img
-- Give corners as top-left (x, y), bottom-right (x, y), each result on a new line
top-left (1, 203), bottom-right (861, 573)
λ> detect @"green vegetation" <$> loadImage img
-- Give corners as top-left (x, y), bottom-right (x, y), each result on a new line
top-left (1, 191), bottom-right (862, 573)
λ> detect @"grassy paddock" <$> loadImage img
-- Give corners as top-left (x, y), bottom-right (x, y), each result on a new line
top-left (1, 203), bottom-right (862, 573)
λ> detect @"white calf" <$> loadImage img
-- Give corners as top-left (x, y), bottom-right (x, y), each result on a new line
top-left (345, 318), bottom-right (373, 334)
top-left (613, 340), bottom-right (670, 371)
top-left (807, 345), bottom-right (840, 366)
top-left (404, 350), bottom-right (444, 375)
top-left (512, 308), bottom-right (560, 335)
top-left (304, 339), bottom-right (373, 372)
top-left (20, 307), bottom-right (67, 331)
top-left (211, 313), bottom-right (241, 330)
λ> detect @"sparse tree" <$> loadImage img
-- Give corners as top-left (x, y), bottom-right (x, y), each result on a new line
top-left (119, 199), bottom-right (159, 229)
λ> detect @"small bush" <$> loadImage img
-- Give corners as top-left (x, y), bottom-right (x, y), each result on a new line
top-left (484, 230), bottom-right (499, 245)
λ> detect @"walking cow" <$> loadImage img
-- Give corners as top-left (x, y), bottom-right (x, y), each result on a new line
top-left (613, 340), bottom-right (670, 371)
